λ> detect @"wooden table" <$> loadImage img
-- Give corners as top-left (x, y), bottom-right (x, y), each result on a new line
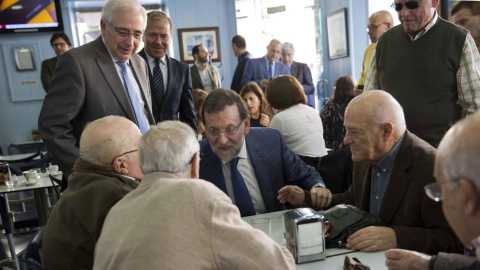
top-left (242, 210), bottom-right (387, 269)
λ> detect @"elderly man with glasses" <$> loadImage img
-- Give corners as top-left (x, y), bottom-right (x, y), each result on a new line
top-left (43, 116), bottom-right (142, 270)
top-left (199, 88), bottom-right (327, 217)
top-left (38, 0), bottom-right (155, 187)
top-left (279, 91), bottom-right (462, 254)
top-left (364, 0), bottom-right (480, 148)
top-left (385, 114), bottom-right (480, 270)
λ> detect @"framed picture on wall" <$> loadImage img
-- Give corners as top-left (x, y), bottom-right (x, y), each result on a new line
top-left (177, 27), bottom-right (221, 63)
top-left (326, 8), bottom-right (349, 59)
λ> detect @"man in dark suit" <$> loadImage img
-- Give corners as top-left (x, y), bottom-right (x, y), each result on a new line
top-left (199, 89), bottom-right (328, 217)
top-left (41, 32), bottom-right (71, 93)
top-left (281, 42), bottom-right (314, 96)
top-left (38, 0), bottom-right (154, 178)
top-left (138, 11), bottom-right (197, 132)
top-left (240, 39), bottom-right (290, 90)
top-left (231, 35), bottom-right (252, 93)
top-left (279, 90), bottom-right (462, 255)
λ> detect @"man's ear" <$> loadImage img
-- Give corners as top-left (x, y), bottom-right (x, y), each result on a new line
top-left (244, 115), bottom-right (251, 135)
top-left (431, 0), bottom-right (440, 8)
top-left (112, 157), bottom-right (128, 175)
top-left (460, 178), bottom-right (480, 216)
top-left (382, 122), bottom-right (394, 142)
top-left (190, 152), bottom-right (200, 179)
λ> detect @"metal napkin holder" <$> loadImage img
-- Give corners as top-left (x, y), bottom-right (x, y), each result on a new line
top-left (284, 208), bottom-right (326, 264)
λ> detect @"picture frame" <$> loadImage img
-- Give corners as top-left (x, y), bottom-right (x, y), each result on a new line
top-left (177, 27), bottom-right (221, 63)
top-left (326, 8), bottom-right (349, 59)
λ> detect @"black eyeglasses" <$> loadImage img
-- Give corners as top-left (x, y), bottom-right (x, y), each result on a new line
top-left (111, 149), bottom-right (138, 164)
top-left (391, 1), bottom-right (423, 11)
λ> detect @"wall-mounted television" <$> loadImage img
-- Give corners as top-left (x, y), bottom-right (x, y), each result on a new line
top-left (0, 0), bottom-right (64, 34)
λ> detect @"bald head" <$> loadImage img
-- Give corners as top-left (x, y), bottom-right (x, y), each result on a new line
top-left (368, 10), bottom-right (394, 43)
top-left (266, 39), bottom-right (282, 62)
top-left (344, 90), bottom-right (406, 164)
top-left (80, 116), bottom-right (142, 169)
top-left (437, 114), bottom-right (480, 190)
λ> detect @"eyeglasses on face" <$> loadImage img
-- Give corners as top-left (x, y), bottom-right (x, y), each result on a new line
top-left (52, 42), bottom-right (67, 48)
top-left (391, 0), bottom-right (423, 12)
top-left (367, 22), bottom-right (388, 32)
top-left (207, 121), bottom-right (243, 137)
top-left (108, 22), bottom-right (143, 40)
top-left (424, 180), bottom-right (459, 202)
top-left (111, 149), bottom-right (138, 164)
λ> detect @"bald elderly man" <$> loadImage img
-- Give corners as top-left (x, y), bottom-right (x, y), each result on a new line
top-left (356, 10), bottom-right (393, 93)
top-left (385, 114), bottom-right (480, 270)
top-left (241, 39), bottom-right (291, 90)
top-left (279, 90), bottom-right (462, 255)
top-left (42, 116), bottom-right (142, 270)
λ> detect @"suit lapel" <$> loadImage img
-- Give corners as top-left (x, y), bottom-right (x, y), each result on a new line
top-left (163, 55), bottom-right (175, 104)
top-left (191, 65), bottom-right (202, 87)
top-left (129, 55), bottom-right (154, 124)
top-left (200, 141), bottom-right (228, 194)
top-left (246, 134), bottom-right (275, 212)
top-left (94, 37), bottom-right (136, 122)
top-left (380, 132), bottom-right (413, 225)
top-left (290, 62), bottom-right (299, 78)
top-left (260, 58), bottom-right (269, 79)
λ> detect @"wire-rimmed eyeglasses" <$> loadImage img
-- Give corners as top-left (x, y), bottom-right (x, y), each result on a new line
top-left (111, 149), bottom-right (138, 165)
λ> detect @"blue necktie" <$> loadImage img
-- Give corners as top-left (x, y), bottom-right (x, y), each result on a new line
top-left (116, 61), bottom-right (149, 134)
top-left (230, 157), bottom-right (256, 217)
top-left (268, 61), bottom-right (273, 79)
top-left (153, 58), bottom-right (165, 107)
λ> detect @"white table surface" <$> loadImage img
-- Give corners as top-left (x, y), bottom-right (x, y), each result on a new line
top-left (243, 211), bottom-right (387, 270)
top-left (0, 152), bottom-right (42, 162)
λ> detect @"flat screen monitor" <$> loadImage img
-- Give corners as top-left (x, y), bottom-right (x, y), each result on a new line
top-left (0, 0), bottom-right (64, 34)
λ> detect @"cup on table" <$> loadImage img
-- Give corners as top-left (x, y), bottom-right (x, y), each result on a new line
top-left (48, 165), bottom-right (59, 174)
top-left (23, 170), bottom-right (40, 182)
top-left (251, 217), bottom-right (271, 237)
top-left (6, 175), bottom-right (18, 188)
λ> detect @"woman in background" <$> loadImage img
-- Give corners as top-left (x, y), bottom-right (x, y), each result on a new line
top-left (239, 82), bottom-right (274, 127)
top-left (320, 75), bottom-right (356, 151)
top-left (265, 75), bottom-right (328, 167)
top-left (193, 88), bottom-right (208, 140)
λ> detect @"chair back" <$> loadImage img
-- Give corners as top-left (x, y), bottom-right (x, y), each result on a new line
top-left (317, 148), bottom-right (353, 194)
top-left (0, 194), bottom-right (20, 270)
top-left (49, 175), bottom-right (62, 198)
top-left (19, 226), bottom-right (45, 270)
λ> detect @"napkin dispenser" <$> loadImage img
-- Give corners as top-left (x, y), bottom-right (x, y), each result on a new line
top-left (284, 208), bottom-right (326, 264)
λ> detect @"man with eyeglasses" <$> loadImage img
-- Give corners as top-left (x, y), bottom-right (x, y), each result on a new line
top-left (385, 114), bottom-right (480, 270)
top-left (364, 0), bottom-right (480, 148)
top-left (40, 32), bottom-right (71, 93)
top-left (138, 11), bottom-right (197, 132)
top-left (43, 116), bottom-right (142, 270)
top-left (355, 11), bottom-right (393, 95)
top-left (199, 88), bottom-right (328, 217)
top-left (39, 0), bottom-right (155, 186)
top-left (93, 121), bottom-right (295, 269)
top-left (279, 90), bottom-right (462, 254)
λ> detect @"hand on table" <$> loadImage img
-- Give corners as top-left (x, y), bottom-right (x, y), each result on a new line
top-left (277, 185), bottom-right (305, 206)
top-left (310, 186), bottom-right (332, 209)
top-left (260, 113), bottom-right (270, 127)
top-left (346, 226), bottom-right (397, 252)
top-left (261, 79), bottom-right (270, 89)
top-left (385, 249), bottom-right (431, 270)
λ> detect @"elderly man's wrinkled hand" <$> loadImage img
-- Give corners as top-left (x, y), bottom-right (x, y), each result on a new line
top-left (277, 185), bottom-right (305, 206)
top-left (310, 186), bottom-right (332, 209)
top-left (384, 249), bottom-right (431, 270)
top-left (346, 226), bottom-right (397, 252)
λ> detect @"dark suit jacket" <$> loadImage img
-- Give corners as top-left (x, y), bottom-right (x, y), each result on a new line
top-left (290, 61), bottom-right (314, 95)
top-left (328, 131), bottom-right (463, 254)
top-left (40, 56), bottom-right (58, 93)
top-left (199, 127), bottom-right (324, 213)
top-left (231, 51), bottom-right (253, 92)
top-left (241, 57), bottom-right (291, 90)
top-left (138, 49), bottom-right (197, 132)
top-left (38, 37), bottom-right (155, 176)
top-left (190, 64), bottom-right (222, 90)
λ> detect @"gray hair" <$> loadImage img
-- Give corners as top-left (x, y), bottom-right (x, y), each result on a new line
top-left (80, 116), bottom-right (140, 168)
top-left (282, 42), bottom-right (295, 54)
top-left (146, 11), bottom-right (173, 34)
top-left (139, 121), bottom-right (200, 174)
top-left (351, 90), bottom-right (406, 138)
top-left (101, 0), bottom-right (147, 28)
top-left (437, 114), bottom-right (480, 192)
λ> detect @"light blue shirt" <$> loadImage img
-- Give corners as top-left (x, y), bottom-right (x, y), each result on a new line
top-left (264, 56), bottom-right (275, 78)
top-left (369, 133), bottom-right (406, 222)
